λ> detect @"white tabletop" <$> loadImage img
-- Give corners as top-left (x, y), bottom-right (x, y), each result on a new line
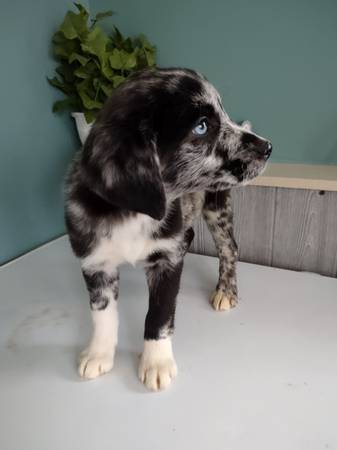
top-left (1, 236), bottom-right (336, 450)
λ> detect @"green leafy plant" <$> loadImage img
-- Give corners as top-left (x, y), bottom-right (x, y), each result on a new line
top-left (48, 3), bottom-right (156, 122)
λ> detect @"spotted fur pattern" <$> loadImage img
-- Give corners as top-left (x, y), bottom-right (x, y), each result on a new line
top-left (203, 191), bottom-right (238, 311)
top-left (65, 68), bottom-right (272, 390)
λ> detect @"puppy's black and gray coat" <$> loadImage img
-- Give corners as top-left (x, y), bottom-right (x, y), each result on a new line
top-left (65, 68), bottom-right (272, 390)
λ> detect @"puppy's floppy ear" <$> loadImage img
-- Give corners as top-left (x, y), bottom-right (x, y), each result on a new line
top-left (81, 122), bottom-right (166, 220)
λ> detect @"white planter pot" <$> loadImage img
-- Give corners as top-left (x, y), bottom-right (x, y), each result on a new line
top-left (71, 112), bottom-right (93, 145)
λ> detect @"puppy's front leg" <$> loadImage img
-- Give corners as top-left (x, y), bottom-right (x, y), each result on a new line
top-left (203, 190), bottom-right (238, 311)
top-left (78, 267), bottom-right (119, 379)
top-left (139, 257), bottom-right (183, 391)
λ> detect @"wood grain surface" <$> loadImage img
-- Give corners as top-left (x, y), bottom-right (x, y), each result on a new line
top-left (190, 186), bottom-right (337, 277)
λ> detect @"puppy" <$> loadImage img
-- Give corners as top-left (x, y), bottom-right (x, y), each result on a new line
top-left (65, 68), bottom-right (272, 391)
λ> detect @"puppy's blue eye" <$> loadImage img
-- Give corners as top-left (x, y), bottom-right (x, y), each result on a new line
top-left (192, 119), bottom-right (208, 136)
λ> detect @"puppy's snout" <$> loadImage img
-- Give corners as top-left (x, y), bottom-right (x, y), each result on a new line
top-left (262, 141), bottom-right (272, 159)
top-left (252, 138), bottom-right (272, 160)
top-left (241, 133), bottom-right (272, 160)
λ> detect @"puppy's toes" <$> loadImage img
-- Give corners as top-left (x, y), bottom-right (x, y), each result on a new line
top-left (138, 357), bottom-right (177, 391)
top-left (78, 350), bottom-right (114, 379)
top-left (210, 290), bottom-right (238, 312)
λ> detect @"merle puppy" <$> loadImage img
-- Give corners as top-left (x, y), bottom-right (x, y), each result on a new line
top-left (65, 68), bottom-right (272, 391)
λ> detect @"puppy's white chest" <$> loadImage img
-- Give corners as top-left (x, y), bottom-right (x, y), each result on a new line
top-left (110, 216), bottom-right (154, 265)
top-left (82, 215), bottom-right (157, 270)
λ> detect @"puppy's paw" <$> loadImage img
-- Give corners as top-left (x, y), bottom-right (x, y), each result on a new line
top-left (210, 290), bottom-right (238, 311)
top-left (139, 358), bottom-right (177, 391)
top-left (138, 339), bottom-right (177, 391)
top-left (78, 349), bottom-right (114, 379)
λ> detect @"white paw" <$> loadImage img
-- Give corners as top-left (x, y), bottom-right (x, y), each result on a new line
top-left (210, 290), bottom-right (238, 311)
top-left (78, 349), bottom-right (114, 379)
top-left (138, 338), bottom-right (178, 391)
top-left (139, 357), bottom-right (177, 391)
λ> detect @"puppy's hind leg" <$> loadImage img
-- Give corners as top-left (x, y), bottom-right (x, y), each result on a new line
top-left (203, 190), bottom-right (238, 312)
top-left (78, 266), bottom-right (119, 379)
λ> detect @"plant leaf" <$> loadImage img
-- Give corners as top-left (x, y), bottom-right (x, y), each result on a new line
top-left (93, 78), bottom-right (101, 90)
top-left (124, 50), bottom-right (137, 70)
top-left (100, 83), bottom-right (114, 97)
top-left (109, 49), bottom-right (137, 70)
top-left (68, 52), bottom-right (90, 65)
top-left (73, 3), bottom-right (88, 15)
top-left (84, 110), bottom-right (97, 123)
top-left (59, 9), bottom-right (89, 40)
top-left (47, 76), bottom-right (67, 92)
top-left (52, 31), bottom-right (80, 59)
top-left (81, 27), bottom-right (108, 62)
top-left (109, 49), bottom-right (123, 69)
top-left (55, 64), bottom-right (76, 83)
top-left (76, 79), bottom-right (103, 109)
top-left (78, 90), bottom-right (103, 109)
top-left (112, 75), bottom-right (125, 88)
top-left (144, 48), bottom-right (156, 67)
top-left (94, 11), bottom-right (114, 21)
top-left (74, 67), bottom-right (90, 79)
top-left (101, 60), bottom-right (115, 81)
top-left (138, 34), bottom-right (155, 51)
top-left (52, 97), bottom-right (80, 113)
top-left (111, 26), bottom-right (124, 47)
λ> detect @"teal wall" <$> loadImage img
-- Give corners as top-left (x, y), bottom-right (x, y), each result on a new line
top-left (0, 1), bottom-right (88, 265)
top-left (1, 0), bottom-right (336, 264)
top-left (93, 0), bottom-right (337, 165)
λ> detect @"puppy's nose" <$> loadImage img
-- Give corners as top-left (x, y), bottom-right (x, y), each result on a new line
top-left (264, 141), bottom-right (272, 159)
top-left (254, 140), bottom-right (272, 160)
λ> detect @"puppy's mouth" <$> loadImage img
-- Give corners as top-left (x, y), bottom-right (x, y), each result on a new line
top-left (222, 157), bottom-right (269, 187)
top-left (235, 141), bottom-right (272, 183)
top-left (242, 158), bottom-right (269, 183)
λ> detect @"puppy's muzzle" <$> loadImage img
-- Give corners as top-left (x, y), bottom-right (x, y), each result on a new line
top-left (262, 141), bottom-right (272, 160)
top-left (253, 138), bottom-right (272, 160)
